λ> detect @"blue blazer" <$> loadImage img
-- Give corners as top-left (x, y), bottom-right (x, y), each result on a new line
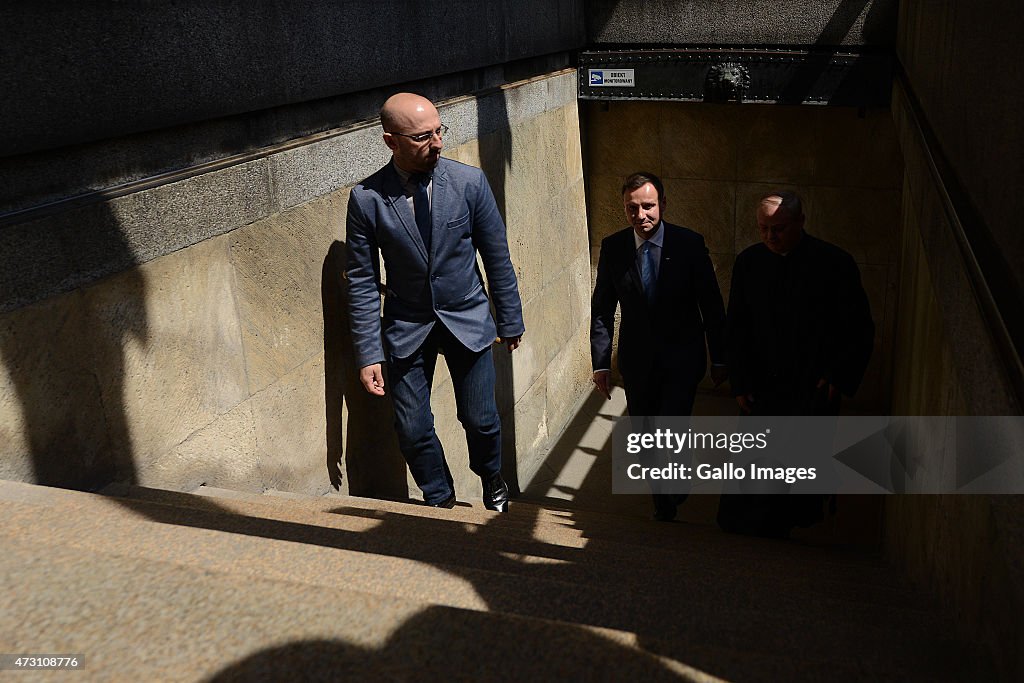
top-left (346, 157), bottom-right (524, 368)
top-left (591, 222), bottom-right (726, 383)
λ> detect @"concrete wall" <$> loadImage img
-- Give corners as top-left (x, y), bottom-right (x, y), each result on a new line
top-left (0, 71), bottom-right (592, 502)
top-left (897, 0), bottom-right (1024, 318)
top-left (887, 82), bottom-right (1016, 416)
top-left (1, 2), bottom-right (584, 277)
top-left (585, 0), bottom-right (897, 46)
top-left (884, 2), bottom-right (1024, 680)
top-left (1, 3), bottom-right (590, 500)
top-left (582, 99), bottom-right (902, 412)
top-left (1, 1), bottom-right (584, 157)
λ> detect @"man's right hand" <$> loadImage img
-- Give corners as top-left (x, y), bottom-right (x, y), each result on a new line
top-left (360, 364), bottom-right (386, 396)
top-left (736, 394), bottom-right (754, 414)
top-left (593, 370), bottom-right (612, 401)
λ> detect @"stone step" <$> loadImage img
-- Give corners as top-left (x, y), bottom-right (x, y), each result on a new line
top-left (2, 514), bottom-right (936, 683)
top-left (107, 481), bottom-right (915, 594)
top-left (203, 481), bottom-right (866, 555)
top-left (151, 481), bottom-right (895, 575)
top-left (0, 525), bottom-right (715, 683)
top-left (6, 483), bottom-right (920, 618)
top-left (0, 481), bottom-right (984, 680)
top-left (1, 497), bottom-right (980, 683)
top-left (332, 487), bottom-right (895, 578)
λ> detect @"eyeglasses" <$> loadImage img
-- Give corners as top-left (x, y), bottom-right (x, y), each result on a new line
top-left (386, 124), bottom-right (449, 143)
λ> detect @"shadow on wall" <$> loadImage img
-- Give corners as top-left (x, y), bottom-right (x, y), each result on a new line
top-left (474, 90), bottom-right (522, 495)
top-left (0, 203), bottom-right (145, 490)
top-left (779, 0), bottom-right (893, 105)
top-left (0, 202), bottom-right (251, 525)
top-left (322, 239), bottom-right (408, 498)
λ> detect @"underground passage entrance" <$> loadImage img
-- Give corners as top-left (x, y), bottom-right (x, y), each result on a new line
top-left (574, 46), bottom-right (903, 543)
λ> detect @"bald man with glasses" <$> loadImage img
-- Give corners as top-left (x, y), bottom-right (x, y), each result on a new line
top-left (346, 93), bottom-right (524, 511)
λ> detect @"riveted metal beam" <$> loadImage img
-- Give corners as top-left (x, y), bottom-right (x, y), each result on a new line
top-left (579, 47), bottom-right (892, 105)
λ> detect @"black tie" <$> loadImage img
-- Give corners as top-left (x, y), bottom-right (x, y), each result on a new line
top-left (412, 174), bottom-right (432, 252)
top-left (640, 241), bottom-right (656, 304)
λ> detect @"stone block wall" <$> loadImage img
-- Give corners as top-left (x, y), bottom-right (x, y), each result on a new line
top-left (582, 100), bottom-right (903, 412)
top-left (0, 70), bottom-right (591, 501)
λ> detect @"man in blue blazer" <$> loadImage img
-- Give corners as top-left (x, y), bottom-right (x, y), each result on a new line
top-left (346, 93), bottom-right (524, 511)
top-left (591, 172), bottom-right (727, 521)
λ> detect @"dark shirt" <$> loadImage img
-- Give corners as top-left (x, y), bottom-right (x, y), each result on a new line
top-left (726, 233), bottom-right (874, 409)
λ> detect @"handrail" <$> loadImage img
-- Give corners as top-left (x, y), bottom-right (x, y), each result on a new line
top-left (894, 68), bottom-right (1024, 412)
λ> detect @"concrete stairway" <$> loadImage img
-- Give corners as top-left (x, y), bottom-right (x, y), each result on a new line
top-left (0, 479), bottom-right (991, 682)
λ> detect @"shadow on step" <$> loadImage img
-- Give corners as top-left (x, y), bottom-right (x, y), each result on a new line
top-left (206, 607), bottom-right (696, 682)
top-left (104, 483), bottom-right (983, 682)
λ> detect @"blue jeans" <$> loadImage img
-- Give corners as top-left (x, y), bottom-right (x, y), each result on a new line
top-left (387, 324), bottom-right (502, 504)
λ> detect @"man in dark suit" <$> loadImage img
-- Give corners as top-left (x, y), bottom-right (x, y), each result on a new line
top-left (346, 93), bottom-right (524, 511)
top-left (718, 190), bottom-right (874, 536)
top-left (591, 172), bottom-right (727, 521)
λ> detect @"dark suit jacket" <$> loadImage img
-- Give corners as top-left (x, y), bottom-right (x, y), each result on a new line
top-left (346, 157), bottom-right (524, 368)
top-left (726, 233), bottom-right (874, 410)
top-left (591, 222), bottom-right (726, 386)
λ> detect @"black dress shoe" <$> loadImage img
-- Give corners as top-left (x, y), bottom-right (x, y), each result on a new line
top-left (429, 493), bottom-right (457, 509)
top-left (482, 472), bottom-right (509, 512)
